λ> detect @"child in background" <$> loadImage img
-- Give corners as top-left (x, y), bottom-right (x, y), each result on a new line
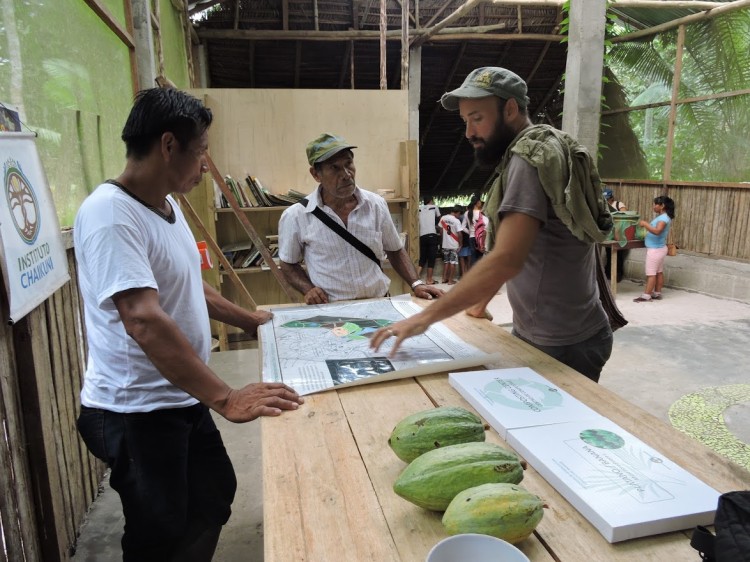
top-left (439, 206), bottom-right (463, 285)
top-left (634, 195), bottom-right (676, 302)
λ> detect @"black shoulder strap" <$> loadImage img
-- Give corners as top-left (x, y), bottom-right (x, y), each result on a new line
top-left (299, 198), bottom-right (382, 270)
top-left (690, 526), bottom-right (716, 561)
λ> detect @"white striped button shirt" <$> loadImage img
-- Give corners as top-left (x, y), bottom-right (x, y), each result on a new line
top-left (278, 186), bottom-right (404, 302)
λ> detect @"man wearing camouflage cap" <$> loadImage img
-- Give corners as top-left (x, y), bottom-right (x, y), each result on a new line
top-left (372, 67), bottom-right (615, 383)
top-left (278, 132), bottom-right (443, 304)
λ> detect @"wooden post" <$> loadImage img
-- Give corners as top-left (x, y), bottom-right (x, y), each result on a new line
top-left (379, 0), bottom-right (387, 89)
top-left (401, 0), bottom-right (409, 89)
top-left (663, 24), bottom-right (685, 186)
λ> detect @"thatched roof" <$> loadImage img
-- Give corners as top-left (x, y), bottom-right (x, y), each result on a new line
top-left (189, 0), bottom-right (726, 197)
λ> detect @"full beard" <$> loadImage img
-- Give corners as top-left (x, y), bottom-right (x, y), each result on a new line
top-left (472, 118), bottom-right (517, 168)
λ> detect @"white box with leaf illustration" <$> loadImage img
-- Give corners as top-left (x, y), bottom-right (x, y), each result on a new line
top-left (506, 418), bottom-right (720, 542)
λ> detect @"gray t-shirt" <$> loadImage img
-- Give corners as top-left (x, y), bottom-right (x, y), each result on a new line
top-left (499, 156), bottom-right (608, 346)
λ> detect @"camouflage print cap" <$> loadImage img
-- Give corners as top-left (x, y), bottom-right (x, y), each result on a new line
top-left (440, 66), bottom-right (530, 111)
top-left (306, 132), bottom-right (357, 165)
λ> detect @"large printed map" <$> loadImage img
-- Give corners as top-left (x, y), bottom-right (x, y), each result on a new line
top-left (260, 296), bottom-right (494, 395)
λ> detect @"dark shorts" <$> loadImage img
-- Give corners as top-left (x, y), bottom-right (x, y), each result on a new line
top-left (512, 324), bottom-right (613, 383)
top-left (419, 233), bottom-right (439, 268)
top-left (77, 403), bottom-right (237, 561)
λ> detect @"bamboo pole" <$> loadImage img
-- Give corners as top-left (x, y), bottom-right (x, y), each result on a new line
top-left (196, 27), bottom-right (557, 41)
top-left (379, 0), bottom-right (387, 89)
top-left (602, 88), bottom-right (750, 116)
top-left (401, 0), bottom-right (409, 89)
top-left (663, 24), bottom-right (685, 186)
top-left (490, 0), bottom-right (725, 7)
top-left (412, 0), bottom-right (486, 47)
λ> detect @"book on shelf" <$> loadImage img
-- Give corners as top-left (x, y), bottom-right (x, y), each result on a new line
top-left (225, 176), bottom-right (249, 207)
top-left (286, 189), bottom-right (307, 202)
top-left (245, 176), bottom-right (270, 207)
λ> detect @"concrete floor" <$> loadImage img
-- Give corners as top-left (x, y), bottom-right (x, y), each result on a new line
top-left (71, 279), bottom-right (750, 561)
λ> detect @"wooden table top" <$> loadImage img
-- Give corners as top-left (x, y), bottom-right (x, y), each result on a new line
top-left (259, 302), bottom-right (748, 561)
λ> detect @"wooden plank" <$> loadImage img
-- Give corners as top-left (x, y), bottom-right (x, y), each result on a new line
top-left (14, 309), bottom-right (68, 561)
top-left (46, 291), bottom-right (79, 550)
top-left (261, 391), bottom-right (401, 562)
top-left (82, 0), bottom-right (135, 47)
top-left (0, 319), bottom-right (40, 561)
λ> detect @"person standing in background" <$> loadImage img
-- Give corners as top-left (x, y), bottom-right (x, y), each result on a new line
top-left (604, 188), bottom-right (627, 212)
top-left (459, 194), bottom-right (483, 274)
top-left (418, 195), bottom-right (442, 284)
top-left (439, 206), bottom-right (463, 284)
top-left (634, 195), bottom-right (676, 302)
top-left (603, 187), bottom-right (628, 282)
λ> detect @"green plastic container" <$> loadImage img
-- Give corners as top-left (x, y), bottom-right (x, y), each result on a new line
top-left (608, 211), bottom-right (642, 246)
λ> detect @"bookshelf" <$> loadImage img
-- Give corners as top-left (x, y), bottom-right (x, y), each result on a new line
top-left (183, 89), bottom-right (419, 343)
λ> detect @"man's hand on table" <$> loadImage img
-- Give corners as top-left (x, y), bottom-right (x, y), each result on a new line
top-left (465, 303), bottom-right (493, 321)
top-left (244, 310), bottom-right (273, 338)
top-left (370, 313), bottom-right (431, 356)
top-left (219, 382), bottom-right (304, 423)
top-left (413, 283), bottom-right (444, 300)
top-left (304, 287), bottom-right (329, 305)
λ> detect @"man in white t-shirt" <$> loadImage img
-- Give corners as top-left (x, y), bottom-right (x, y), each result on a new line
top-left (74, 88), bottom-right (303, 562)
top-left (440, 206), bottom-right (463, 284)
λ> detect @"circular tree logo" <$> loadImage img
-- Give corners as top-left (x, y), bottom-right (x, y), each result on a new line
top-left (579, 429), bottom-right (625, 450)
top-left (4, 161), bottom-right (40, 244)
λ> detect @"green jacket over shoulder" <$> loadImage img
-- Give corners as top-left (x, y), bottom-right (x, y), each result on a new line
top-left (484, 124), bottom-right (613, 248)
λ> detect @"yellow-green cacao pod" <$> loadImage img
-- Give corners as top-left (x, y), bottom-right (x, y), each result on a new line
top-left (393, 442), bottom-right (525, 511)
top-left (388, 406), bottom-right (485, 463)
top-left (442, 483), bottom-right (545, 544)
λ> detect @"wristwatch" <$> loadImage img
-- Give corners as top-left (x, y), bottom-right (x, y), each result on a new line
top-left (410, 279), bottom-right (425, 290)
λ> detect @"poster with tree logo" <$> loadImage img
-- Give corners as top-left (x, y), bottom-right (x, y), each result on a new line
top-left (0, 132), bottom-right (69, 323)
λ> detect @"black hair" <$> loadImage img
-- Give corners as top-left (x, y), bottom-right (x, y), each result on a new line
top-left (121, 88), bottom-right (213, 160)
top-left (423, 195), bottom-right (434, 205)
top-left (654, 195), bottom-right (676, 219)
top-left (452, 205), bottom-right (462, 214)
top-left (466, 193), bottom-right (482, 226)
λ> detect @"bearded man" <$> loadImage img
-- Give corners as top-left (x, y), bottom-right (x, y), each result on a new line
top-left (371, 67), bottom-right (614, 383)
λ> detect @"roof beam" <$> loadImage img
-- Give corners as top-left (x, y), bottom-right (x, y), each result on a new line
top-left (412, 0), bottom-right (486, 47)
top-left (196, 27), bottom-right (553, 41)
top-left (489, 0), bottom-right (725, 7)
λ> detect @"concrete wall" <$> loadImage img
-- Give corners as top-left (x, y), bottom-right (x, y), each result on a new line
top-left (625, 251), bottom-right (750, 304)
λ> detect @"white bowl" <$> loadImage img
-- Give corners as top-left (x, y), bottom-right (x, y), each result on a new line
top-left (426, 533), bottom-right (530, 562)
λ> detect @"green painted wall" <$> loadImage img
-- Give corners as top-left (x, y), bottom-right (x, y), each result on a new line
top-left (0, 0), bottom-right (191, 227)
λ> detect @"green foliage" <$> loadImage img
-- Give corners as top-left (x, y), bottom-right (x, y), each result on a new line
top-left (607, 11), bottom-right (750, 182)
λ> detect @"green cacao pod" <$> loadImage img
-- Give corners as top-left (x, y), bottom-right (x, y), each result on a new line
top-left (393, 442), bottom-right (525, 511)
top-left (442, 483), bottom-right (545, 544)
top-left (388, 406), bottom-right (485, 463)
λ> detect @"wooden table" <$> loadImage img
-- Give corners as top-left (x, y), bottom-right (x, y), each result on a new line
top-left (599, 239), bottom-right (645, 295)
top-left (260, 305), bottom-right (748, 561)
